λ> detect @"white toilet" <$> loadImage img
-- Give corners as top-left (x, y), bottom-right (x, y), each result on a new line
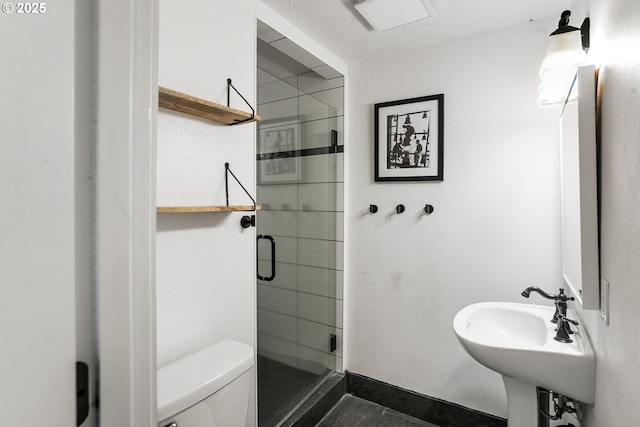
top-left (157, 339), bottom-right (254, 427)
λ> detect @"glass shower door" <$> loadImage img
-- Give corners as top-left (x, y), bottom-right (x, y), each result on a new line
top-left (256, 21), bottom-right (344, 427)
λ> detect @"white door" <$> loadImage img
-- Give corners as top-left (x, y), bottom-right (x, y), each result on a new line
top-left (0, 2), bottom-right (95, 426)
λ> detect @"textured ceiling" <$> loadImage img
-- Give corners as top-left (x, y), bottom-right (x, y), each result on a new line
top-left (260, 0), bottom-right (572, 63)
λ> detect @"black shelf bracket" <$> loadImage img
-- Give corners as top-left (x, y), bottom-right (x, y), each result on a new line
top-left (225, 162), bottom-right (256, 210)
top-left (227, 78), bottom-right (256, 126)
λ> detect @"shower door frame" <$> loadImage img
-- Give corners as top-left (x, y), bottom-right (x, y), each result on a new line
top-left (256, 0), bottom-right (349, 372)
top-left (255, 9), bottom-right (349, 426)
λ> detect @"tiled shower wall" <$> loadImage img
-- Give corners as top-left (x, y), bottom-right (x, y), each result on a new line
top-left (256, 68), bottom-right (344, 374)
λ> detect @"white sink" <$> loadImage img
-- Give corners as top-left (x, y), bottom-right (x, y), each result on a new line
top-left (453, 302), bottom-right (595, 426)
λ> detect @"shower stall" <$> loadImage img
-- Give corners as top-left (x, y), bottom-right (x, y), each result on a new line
top-left (255, 21), bottom-right (344, 427)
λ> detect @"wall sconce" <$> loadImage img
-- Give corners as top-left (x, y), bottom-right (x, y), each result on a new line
top-left (538, 10), bottom-right (590, 107)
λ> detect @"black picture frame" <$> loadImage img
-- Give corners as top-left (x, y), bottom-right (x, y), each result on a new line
top-left (374, 94), bottom-right (444, 182)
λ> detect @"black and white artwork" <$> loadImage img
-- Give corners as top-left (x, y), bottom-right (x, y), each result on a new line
top-left (374, 94), bottom-right (444, 181)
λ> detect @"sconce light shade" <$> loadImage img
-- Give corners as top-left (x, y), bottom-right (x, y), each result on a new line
top-left (354, 0), bottom-right (432, 32)
top-left (538, 11), bottom-right (589, 107)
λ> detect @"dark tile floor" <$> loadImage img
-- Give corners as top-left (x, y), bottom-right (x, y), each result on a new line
top-left (346, 372), bottom-right (506, 427)
top-left (258, 356), bottom-right (330, 427)
top-left (316, 395), bottom-right (440, 427)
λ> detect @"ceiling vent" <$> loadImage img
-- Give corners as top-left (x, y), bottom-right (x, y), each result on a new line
top-left (354, 0), bottom-right (433, 32)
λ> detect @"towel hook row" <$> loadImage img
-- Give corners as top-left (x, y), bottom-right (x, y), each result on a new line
top-left (369, 204), bottom-right (434, 215)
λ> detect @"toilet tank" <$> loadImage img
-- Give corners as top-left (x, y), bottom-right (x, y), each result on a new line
top-left (157, 339), bottom-right (254, 427)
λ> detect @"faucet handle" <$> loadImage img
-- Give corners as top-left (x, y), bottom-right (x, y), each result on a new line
top-left (558, 314), bottom-right (579, 326)
top-left (551, 289), bottom-right (575, 323)
top-left (556, 288), bottom-right (575, 302)
top-left (554, 315), bottom-right (579, 343)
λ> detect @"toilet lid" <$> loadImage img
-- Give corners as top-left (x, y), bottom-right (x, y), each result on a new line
top-left (157, 339), bottom-right (253, 421)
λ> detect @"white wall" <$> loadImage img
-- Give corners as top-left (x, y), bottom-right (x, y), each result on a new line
top-left (156, 0), bottom-right (256, 361)
top-left (156, 0), bottom-right (257, 424)
top-left (1, 3), bottom-right (82, 424)
top-left (347, 18), bottom-right (564, 418)
top-left (574, 0), bottom-right (640, 424)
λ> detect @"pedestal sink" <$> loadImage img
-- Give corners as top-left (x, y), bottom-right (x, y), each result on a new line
top-left (453, 302), bottom-right (595, 427)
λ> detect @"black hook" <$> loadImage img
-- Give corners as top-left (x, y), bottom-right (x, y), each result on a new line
top-left (396, 204), bottom-right (405, 214)
top-left (424, 204), bottom-right (434, 214)
top-left (240, 215), bottom-right (255, 228)
top-left (369, 204), bottom-right (378, 214)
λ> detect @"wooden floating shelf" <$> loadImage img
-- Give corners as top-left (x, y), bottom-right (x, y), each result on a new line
top-left (158, 86), bottom-right (260, 125)
top-left (157, 205), bottom-right (257, 213)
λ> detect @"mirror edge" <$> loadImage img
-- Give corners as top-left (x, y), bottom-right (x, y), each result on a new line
top-left (561, 64), bottom-right (600, 309)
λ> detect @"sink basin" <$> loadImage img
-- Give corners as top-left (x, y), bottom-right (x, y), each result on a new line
top-left (453, 302), bottom-right (595, 426)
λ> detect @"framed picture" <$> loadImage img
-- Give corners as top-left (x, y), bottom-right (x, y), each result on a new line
top-left (374, 94), bottom-right (444, 182)
top-left (257, 126), bottom-right (299, 184)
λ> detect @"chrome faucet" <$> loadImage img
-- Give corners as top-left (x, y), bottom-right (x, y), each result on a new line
top-left (521, 287), bottom-right (575, 324)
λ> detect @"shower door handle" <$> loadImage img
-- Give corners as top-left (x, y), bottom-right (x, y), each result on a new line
top-left (257, 234), bottom-right (276, 281)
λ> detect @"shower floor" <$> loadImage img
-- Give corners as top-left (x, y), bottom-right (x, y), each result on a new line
top-left (258, 355), bottom-right (330, 427)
